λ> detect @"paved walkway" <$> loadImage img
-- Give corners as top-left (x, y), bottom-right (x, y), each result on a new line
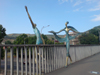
top-left (45, 53), bottom-right (100, 75)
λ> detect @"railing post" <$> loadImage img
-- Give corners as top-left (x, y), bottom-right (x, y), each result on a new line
top-left (59, 47), bottom-right (61, 68)
top-left (42, 47), bottom-right (44, 73)
top-left (62, 47), bottom-right (64, 67)
top-left (35, 46), bottom-right (38, 75)
top-left (10, 47), bottom-right (14, 75)
top-left (57, 47), bottom-right (60, 68)
top-left (60, 47), bottom-right (63, 68)
top-left (51, 47), bottom-right (53, 71)
top-left (32, 47), bottom-right (35, 75)
top-left (29, 47), bottom-right (32, 75)
top-left (21, 47), bottom-right (23, 75)
top-left (62, 48), bottom-right (64, 67)
top-left (47, 47), bottom-right (49, 73)
top-left (54, 46), bottom-right (56, 70)
top-left (45, 47), bottom-right (47, 73)
top-left (39, 47), bottom-right (41, 75)
top-left (5, 47), bottom-right (7, 75)
top-left (25, 46), bottom-right (28, 75)
top-left (57, 47), bottom-right (59, 69)
top-left (16, 47), bottom-right (19, 75)
top-left (49, 47), bottom-right (51, 72)
top-left (60, 47), bottom-right (62, 68)
top-left (75, 46), bottom-right (76, 62)
top-left (55, 47), bottom-right (58, 69)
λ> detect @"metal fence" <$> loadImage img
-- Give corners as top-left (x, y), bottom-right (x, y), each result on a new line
top-left (0, 44), bottom-right (66, 75)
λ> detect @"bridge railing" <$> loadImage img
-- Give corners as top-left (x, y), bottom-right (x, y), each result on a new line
top-left (0, 44), bottom-right (66, 75)
top-left (0, 45), bottom-right (100, 75)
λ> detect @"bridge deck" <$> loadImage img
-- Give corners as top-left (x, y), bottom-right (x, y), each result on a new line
top-left (45, 53), bottom-right (100, 75)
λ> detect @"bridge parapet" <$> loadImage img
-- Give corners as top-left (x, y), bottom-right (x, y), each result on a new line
top-left (0, 44), bottom-right (100, 75)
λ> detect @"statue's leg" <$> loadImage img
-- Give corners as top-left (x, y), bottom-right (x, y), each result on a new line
top-left (65, 42), bottom-right (72, 67)
top-left (65, 42), bottom-right (69, 67)
top-left (35, 47), bottom-right (37, 63)
top-left (67, 44), bottom-right (72, 64)
top-left (65, 56), bottom-right (68, 67)
top-left (35, 47), bottom-right (40, 70)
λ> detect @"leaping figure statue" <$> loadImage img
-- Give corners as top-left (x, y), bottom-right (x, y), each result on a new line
top-left (25, 6), bottom-right (45, 45)
top-left (25, 6), bottom-right (45, 71)
top-left (25, 5), bottom-right (81, 67)
top-left (49, 22), bottom-right (81, 67)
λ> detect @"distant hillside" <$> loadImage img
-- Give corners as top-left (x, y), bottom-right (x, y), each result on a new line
top-left (3, 33), bottom-right (64, 43)
top-left (86, 25), bottom-right (100, 33)
top-left (5, 34), bottom-right (64, 39)
top-left (92, 25), bottom-right (100, 30)
top-left (2, 25), bottom-right (100, 44)
top-left (5, 34), bottom-right (35, 39)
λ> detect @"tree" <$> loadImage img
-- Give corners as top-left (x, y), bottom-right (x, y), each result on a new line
top-left (14, 34), bottom-right (63, 45)
top-left (79, 33), bottom-right (98, 44)
top-left (14, 34), bottom-right (28, 44)
top-left (27, 36), bottom-right (36, 44)
top-left (5, 41), bottom-right (13, 52)
top-left (89, 29), bottom-right (99, 36)
top-left (5, 40), bottom-right (12, 44)
top-left (0, 25), bottom-right (6, 43)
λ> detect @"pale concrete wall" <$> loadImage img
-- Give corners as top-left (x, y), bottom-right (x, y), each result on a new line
top-left (68, 45), bottom-right (100, 65)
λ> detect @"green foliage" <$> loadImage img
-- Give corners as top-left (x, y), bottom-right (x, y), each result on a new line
top-left (42, 34), bottom-right (63, 44)
top-left (0, 25), bottom-right (6, 43)
top-left (79, 25), bottom-right (100, 44)
top-left (79, 33), bottom-right (98, 44)
top-left (5, 41), bottom-right (13, 52)
top-left (55, 42), bottom-right (63, 45)
top-left (5, 40), bottom-right (12, 44)
top-left (13, 34), bottom-right (63, 45)
top-left (12, 34), bottom-right (63, 57)
top-left (27, 36), bottom-right (36, 44)
top-left (14, 34), bottom-right (28, 44)
top-left (89, 28), bottom-right (99, 36)
top-left (42, 34), bottom-right (48, 40)
top-left (42, 34), bottom-right (54, 44)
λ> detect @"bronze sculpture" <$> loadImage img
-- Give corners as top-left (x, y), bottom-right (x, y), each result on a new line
top-left (49, 22), bottom-right (81, 67)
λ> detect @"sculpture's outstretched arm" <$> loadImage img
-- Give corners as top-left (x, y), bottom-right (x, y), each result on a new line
top-left (49, 28), bottom-right (65, 34)
top-left (56, 28), bottom-right (65, 34)
top-left (25, 6), bottom-right (36, 28)
top-left (49, 30), bottom-right (66, 43)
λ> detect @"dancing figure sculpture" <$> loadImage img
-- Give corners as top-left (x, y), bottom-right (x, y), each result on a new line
top-left (25, 6), bottom-right (45, 45)
top-left (49, 22), bottom-right (81, 67)
top-left (25, 6), bottom-right (46, 70)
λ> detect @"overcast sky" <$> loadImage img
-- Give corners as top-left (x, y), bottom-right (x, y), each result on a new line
top-left (0, 0), bottom-right (100, 35)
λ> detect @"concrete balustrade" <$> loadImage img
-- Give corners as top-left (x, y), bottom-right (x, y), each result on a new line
top-left (0, 45), bottom-right (100, 75)
top-left (68, 45), bottom-right (100, 65)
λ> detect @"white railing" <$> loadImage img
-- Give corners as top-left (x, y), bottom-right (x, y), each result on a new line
top-left (0, 44), bottom-right (100, 75)
top-left (0, 45), bottom-right (66, 75)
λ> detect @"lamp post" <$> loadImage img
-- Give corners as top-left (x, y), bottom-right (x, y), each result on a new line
top-left (41, 25), bottom-right (50, 34)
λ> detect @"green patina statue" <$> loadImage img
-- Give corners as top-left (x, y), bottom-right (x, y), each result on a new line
top-left (25, 6), bottom-right (45, 68)
top-left (25, 6), bottom-right (45, 45)
top-left (49, 22), bottom-right (81, 67)
top-left (25, 6), bottom-right (81, 67)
